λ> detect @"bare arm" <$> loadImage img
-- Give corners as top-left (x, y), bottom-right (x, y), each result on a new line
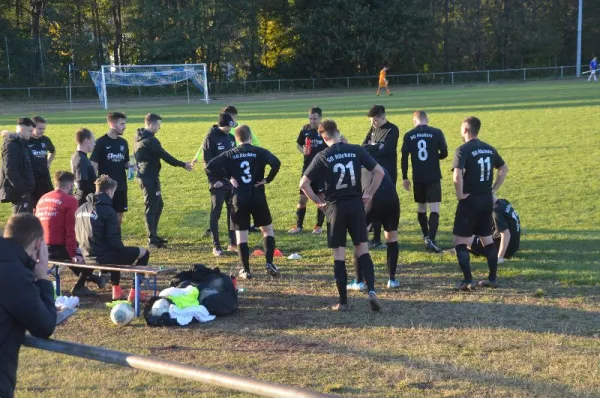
top-left (492, 164), bottom-right (509, 193)
top-left (91, 161), bottom-right (99, 176)
top-left (363, 164), bottom-right (384, 203)
top-left (498, 230), bottom-right (511, 260)
top-left (453, 168), bottom-right (468, 200)
top-left (47, 151), bottom-right (56, 168)
top-left (296, 144), bottom-right (304, 154)
top-left (300, 176), bottom-right (325, 206)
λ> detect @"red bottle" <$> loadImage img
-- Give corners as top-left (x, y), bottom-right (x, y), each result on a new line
top-left (305, 138), bottom-right (312, 155)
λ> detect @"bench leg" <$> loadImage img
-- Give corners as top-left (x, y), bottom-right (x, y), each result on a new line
top-left (48, 265), bottom-right (61, 296)
top-left (154, 276), bottom-right (158, 296)
top-left (134, 273), bottom-right (141, 317)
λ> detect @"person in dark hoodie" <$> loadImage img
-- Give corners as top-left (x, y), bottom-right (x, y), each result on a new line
top-left (0, 118), bottom-right (37, 214)
top-left (0, 213), bottom-right (57, 398)
top-left (29, 115), bottom-right (56, 208)
top-left (134, 113), bottom-right (192, 248)
top-left (192, 113), bottom-right (237, 257)
top-left (75, 175), bottom-right (150, 302)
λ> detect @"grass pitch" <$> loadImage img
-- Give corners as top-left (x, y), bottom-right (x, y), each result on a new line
top-left (1, 81), bottom-right (600, 397)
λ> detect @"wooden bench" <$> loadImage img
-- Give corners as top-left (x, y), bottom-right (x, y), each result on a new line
top-left (48, 261), bottom-right (178, 317)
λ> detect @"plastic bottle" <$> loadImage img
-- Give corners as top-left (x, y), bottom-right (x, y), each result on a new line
top-left (305, 138), bottom-right (312, 156)
top-left (127, 164), bottom-right (135, 180)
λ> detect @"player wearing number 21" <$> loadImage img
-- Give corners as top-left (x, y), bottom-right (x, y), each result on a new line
top-left (452, 117), bottom-right (508, 291)
top-left (401, 111), bottom-right (448, 253)
top-left (300, 120), bottom-right (385, 312)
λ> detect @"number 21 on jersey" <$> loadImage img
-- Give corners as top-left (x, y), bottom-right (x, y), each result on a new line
top-left (333, 161), bottom-right (356, 190)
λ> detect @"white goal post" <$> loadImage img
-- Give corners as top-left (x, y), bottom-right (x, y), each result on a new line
top-left (89, 64), bottom-right (209, 109)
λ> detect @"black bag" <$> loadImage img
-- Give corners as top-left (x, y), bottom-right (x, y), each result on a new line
top-left (143, 296), bottom-right (179, 327)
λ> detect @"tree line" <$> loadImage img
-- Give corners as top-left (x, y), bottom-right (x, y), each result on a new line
top-left (0, 0), bottom-right (598, 86)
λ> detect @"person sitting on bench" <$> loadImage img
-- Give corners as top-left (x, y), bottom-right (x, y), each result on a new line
top-left (75, 175), bottom-right (150, 301)
top-left (36, 171), bottom-right (106, 296)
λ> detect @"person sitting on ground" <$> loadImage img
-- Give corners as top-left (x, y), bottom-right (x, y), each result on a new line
top-left (0, 213), bottom-right (57, 398)
top-left (75, 175), bottom-right (150, 302)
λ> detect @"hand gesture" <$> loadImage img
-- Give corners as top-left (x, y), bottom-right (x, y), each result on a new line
top-left (191, 159), bottom-right (198, 166)
top-left (184, 162), bottom-right (193, 171)
top-left (457, 192), bottom-right (470, 201)
top-left (213, 181), bottom-right (223, 189)
top-left (254, 179), bottom-right (267, 187)
top-left (34, 240), bottom-right (49, 281)
top-left (303, 146), bottom-right (311, 155)
top-left (230, 178), bottom-right (239, 188)
top-left (316, 201), bottom-right (327, 209)
top-left (402, 179), bottom-right (411, 191)
top-left (362, 193), bottom-right (372, 207)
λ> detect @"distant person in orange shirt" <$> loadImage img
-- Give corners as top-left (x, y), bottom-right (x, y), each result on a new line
top-left (377, 66), bottom-right (392, 96)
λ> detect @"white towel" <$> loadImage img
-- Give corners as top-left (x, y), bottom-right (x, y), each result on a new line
top-left (159, 285), bottom-right (197, 298)
top-left (168, 304), bottom-right (216, 325)
top-left (55, 296), bottom-right (80, 310)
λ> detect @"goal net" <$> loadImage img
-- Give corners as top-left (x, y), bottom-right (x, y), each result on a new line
top-left (89, 64), bottom-right (209, 109)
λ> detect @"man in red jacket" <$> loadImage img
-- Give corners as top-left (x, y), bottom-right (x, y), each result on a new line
top-left (35, 171), bottom-right (105, 295)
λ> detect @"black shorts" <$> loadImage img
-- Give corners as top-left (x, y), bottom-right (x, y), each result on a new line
top-left (325, 198), bottom-right (368, 248)
top-left (413, 180), bottom-right (442, 203)
top-left (230, 198), bottom-right (272, 231)
top-left (366, 192), bottom-right (400, 232)
top-left (96, 247), bottom-right (141, 265)
top-left (112, 190), bottom-right (128, 213)
top-left (453, 193), bottom-right (494, 237)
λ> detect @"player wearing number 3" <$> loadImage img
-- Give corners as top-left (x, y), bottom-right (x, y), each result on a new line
top-left (452, 117), bottom-right (508, 291)
top-left (401, 111), bottom-right (448, 252)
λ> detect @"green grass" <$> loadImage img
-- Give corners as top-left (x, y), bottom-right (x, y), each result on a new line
top-left (2, 81), bottom-right (600, 397)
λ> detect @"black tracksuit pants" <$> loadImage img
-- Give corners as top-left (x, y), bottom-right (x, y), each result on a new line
top-left (210, 187), bottom-right (235, 247)
top-left (138, 176), bottom-right (164, 243)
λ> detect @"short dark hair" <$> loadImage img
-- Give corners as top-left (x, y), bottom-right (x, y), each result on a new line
top-left (17, 117), bottom-right (36, 128)
top-left (221, 105), bottom-right (238, 116)
top-left (463, 116), bottom-right (481, 136)
top-left (145, 113), bottom-right (162, 125)
top-left (76, 128), bottom-right (93, 144)
top-left (54, 171), bottom-right (75, 188)
top-left (318, 120), bottom-right (338, 138)
top-left (309, 106), bottom-right (322, 117)
top-left (95, 174), bottom-right (118, 192)
top-left (235, 125), bottom-right (252, 142)
top-left (3, 213), bottom-right (44, 248)
top-left (107, 112), bottom-right (126, 123)
top-left (32, 115), bottom-right (46, 124)
top-left (367, 105), bottom-right (385, 118)
top-left (413, 110), bottom-right (428, 121)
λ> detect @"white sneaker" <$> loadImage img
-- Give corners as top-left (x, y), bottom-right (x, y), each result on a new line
top-left (212, 247), bottom-right (223, 257)
top-left (347, 281), bottom-right (365, 291)
top-left (386, 279), bottom-right (400, 289)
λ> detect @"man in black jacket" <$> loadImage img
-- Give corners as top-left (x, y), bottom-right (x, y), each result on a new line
top-left (134, 113), bottom-right (192, 248)
top-left (0, 213), bottom-right (56, 398)
top-left (29, 115), bottom-right (56, 208)
top-left (71, 128), bottom-right (97, 206)
top-left (0, 118), bottom-right (37, 214)
top-left (193, 113), bottom-right (237, 256)
top-left (75, 175), bottom-right (150, 302)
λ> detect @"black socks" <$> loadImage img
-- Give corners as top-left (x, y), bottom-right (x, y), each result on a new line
top-left (296, 207), bottom-right (306, 229)
top-left (428, 212), bottom-right (439, 242)
top-left (417, 212), bottom-right (429, 238)
top-left (386, 241), bottom-right (399, 280)
top-left (483, 243), bottom-right (498, 281)
top-left (238, 242), bottom-right (250, 272)
top-left (264, 236), bottom-right (275, 264)
top-left (358, 253), bottom-right (376, 292)
top-left (317, 208), bottom-right (325, 227)
top-left (334, 260), bottom-right (348, 304)
top-left (455, 244), bottom-right (472, 282)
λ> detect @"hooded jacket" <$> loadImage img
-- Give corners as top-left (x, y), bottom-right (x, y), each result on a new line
top-left (75, 192), bottom-right (124, 261)
top-left (200, 125), bottom-right (235, 188)
top-left (134, 128), bottom-right (186, 179)
top-left (0, 134), bottom-right (35, 203)
top-left (0, 238), bottom-right (56, 398)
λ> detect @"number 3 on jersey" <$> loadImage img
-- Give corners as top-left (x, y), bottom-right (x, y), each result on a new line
top-left (240, 160), bottom-right (252, 183)
top-left (333, 161), bottom-right (356, 190)
top-left (477, 157), bottom-right (491, 182)
top-left (417, 139), bottom-right (428, 161)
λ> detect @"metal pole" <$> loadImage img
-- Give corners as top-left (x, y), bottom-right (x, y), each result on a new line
top-left (487, 70), bottom-right (490, 83)
top-left (576, 0), bottom-right (582, 77)
top-left (523, 68), bottom-right (526, 80)
top-left (23, 336), bottom-right (331, 398)
top-left (186, 79), bottom-right (190, 104)
top-left (347, 76), bottom-right (350, 89)
top-left (561, 66), bottom-right (564, 79)
top-left (101, 66), bottom-right (108, 110)
top-left (68, 64), bottom-right (72, 110)
top-left (278, 79), bottom-right (281, 91)
top-left (451, 72), bottom-right (454, 84)
top-left (38, 36), bottom-right (45, 82)
top-left (4, 36), bottom-right (11, 84)
top-left (312, 78), bottom-right (315, 91)
top-left (203, 64), bottom-right (209, 104)
top-left (416, 74), bottom-right (419, 85)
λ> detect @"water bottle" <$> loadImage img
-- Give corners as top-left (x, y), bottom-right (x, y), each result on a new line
top-left (305, 138), bottom-right (312, 155)
top-left (127, 164), bottom-right (135, 180)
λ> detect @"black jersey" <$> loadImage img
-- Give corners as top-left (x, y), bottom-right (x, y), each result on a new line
top-left (90, 134), bottom-right (130, 192)
top-left (305, 142), bottom-right (378, 203)
top-left (71, 151), bottom-right (97, 204)
top-left (401, 125), bottom-right (448, 182)
top-left (452, 139), bottom-right (505, 195)
top-left (362, 121), bottom-right (399, 182)
top-left (493, 199), bottom-right (520, 249)
top-left (296, 125), bottom-right (327, 169)
top-left (27, 136), bottom-right (55, 177)
top-left (205, 144), bottom-right (281, 204)
top-left (361, 167), bottom-right (395, 195)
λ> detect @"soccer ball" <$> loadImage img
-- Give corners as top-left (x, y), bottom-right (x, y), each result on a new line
top-left (110, 303), bottom-right (134, 326)
top-left (150, 298), bottom-right (171, 317)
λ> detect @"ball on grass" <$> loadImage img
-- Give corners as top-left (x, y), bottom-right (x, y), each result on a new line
top-left (110, 303), bottom-right (134, 326)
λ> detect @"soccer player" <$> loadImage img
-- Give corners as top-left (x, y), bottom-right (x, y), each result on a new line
top-left (376, 66), bottom-right (392, 96)
top-left (90, 112), bottom-right (131, 225)
top-left (470, 195), bottom-right (520, 263)
top-left (452, 117), bottom-right (509, 290)
top-left (134, 113), bottom-right (193, 248)
top-left (401, 110), bottom-right (448, 252)
top-left (363, 104), bottom-right (400, 247)
top-left (221, 105), bottom-right (261, 146)
top-left (288, 106), bottom-right (328, 235)
top-left (75, 175), bottom-right (150, 301)
top-left (300, 120), bottom-right (385, 312)
top-left (28, 116), bottom-right (56, 208)
top-left (588, 56), bottom-right (598, 82)
top-left (36, 171), bottom-right (105, 296)
top-left (71, 128), bottom-right (97, 206)
top-left (0, 118), bottom-right (36, 214)
top-left (205, 125), bottom-right (281, 279)
top-left (193, 113), bottom-right (237, 256)
top-left (348, 166), bottom-right (401, 290)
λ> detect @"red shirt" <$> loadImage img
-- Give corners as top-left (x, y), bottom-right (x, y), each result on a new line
top-left (35, 190), bottom-right (79, 259)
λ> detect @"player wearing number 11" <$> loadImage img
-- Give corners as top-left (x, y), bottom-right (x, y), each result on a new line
top-left (452, 117), bottom-right (508, 291)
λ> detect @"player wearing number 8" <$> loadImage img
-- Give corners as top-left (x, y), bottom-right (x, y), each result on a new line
top-left (401, 111), bottom-right (448, 252)
top-left (452, 117), bottom-right (508, 291)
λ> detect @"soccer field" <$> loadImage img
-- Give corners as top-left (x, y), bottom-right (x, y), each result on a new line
top-left (1, 81), bottom-right (600, 397)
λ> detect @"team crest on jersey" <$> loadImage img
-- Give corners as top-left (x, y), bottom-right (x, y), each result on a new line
top-left (41, 143), bottom-right (46, 148)
top-left (120, 145), bottom-right (125, 152)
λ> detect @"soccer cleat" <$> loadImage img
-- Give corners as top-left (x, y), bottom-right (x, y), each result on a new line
top-left (368, 240), bottom-right (383, 249)
top-left (331, 303), bottom-right (349, 311)
top-left (347, 280), bottom-right (366, 291)
top-left (249, 225), bottom-right (259, 233)
top-left (112, 285), bottom-right (126, 300)
top-left (386, 279), bottom-right (400, 289)
top-left (70, 286), bottom-right (96, 296)
top-left (287, 226), bottom-right (303, 234)
top-left (368, 291), bottom-right (382, 312)
top-left (266, 263), bottom-right (280, 277)
top-left (426, 239), bottom-right (443, 253)
top-left (128, 288), bottom-right (150, 303)
top-left (156, 236), bottom-right (169, 243)
top-left (477, 279), bottom-right (499, 288)
top-left (226, 244), bottom-right (238, 252)
top-left (238, 269), bottom-right (252, 280)
top-left (202, 228), bottom-right (212, 237)
top-left (312, 225), bottom-right (323, 234)
top-left (212, 247), bottom-right (223, 257)
top-left (456, 281), bottom-right (476, 291)
top-left (149, 240), bottom-right (166, 249)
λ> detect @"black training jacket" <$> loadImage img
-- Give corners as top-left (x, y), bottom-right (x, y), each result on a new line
top-left (201, 125), bottom-right (236, 187)
top-left (134, 128), bottom-right (186, 179)
top-left (0, 134), bottom-right (35, 203)
top-left (0, 238), bottom-right (56, 398)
